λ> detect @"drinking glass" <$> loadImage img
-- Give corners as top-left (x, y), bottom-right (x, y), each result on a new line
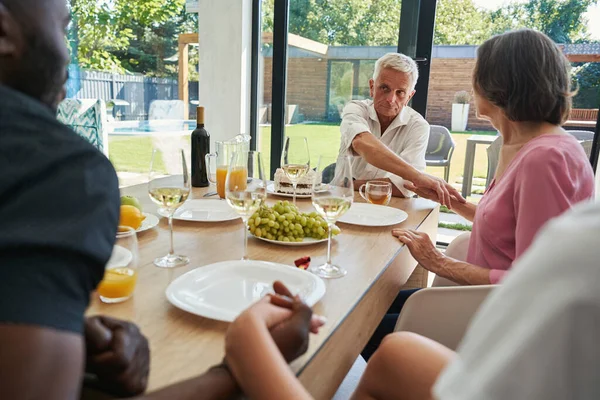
top-left (359, 181), bottom-right (392, 206)
top-left (225, 151), bottom-right (267, 260)
top-left (281, 136), bottom-right (310, 205)
top-left (99, 226), bottom-right (139, 303)
top-left (148, 148), bottom-right (191, 268)
top-left (310, 155), bottom-right (354, 278)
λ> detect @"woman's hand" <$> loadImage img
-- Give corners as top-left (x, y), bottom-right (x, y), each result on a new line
top-left (392, 229), bottom-right (445, 273)
top-left (225, 282), bottom-right (326, 368)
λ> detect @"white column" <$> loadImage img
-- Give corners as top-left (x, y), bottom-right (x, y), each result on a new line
top-left (196, 0), bottom-right (252, 146)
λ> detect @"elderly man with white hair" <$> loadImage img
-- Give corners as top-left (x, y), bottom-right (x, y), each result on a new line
top-left (337, 52), bottom-right (461, 204)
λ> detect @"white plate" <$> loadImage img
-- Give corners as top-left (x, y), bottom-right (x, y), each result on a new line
top-left (166, 260), bottom-right (326, 322)
top-left (106, 245), bottom-right (132, 269)
top-left (338, 203), bottom-right (408, 227)
top-left (158, 199), bottom-right (240, 222)
top-left (137, 213), bottom-right (159, 233)
top-left (250, 232), bottom-right (329, 246)
top-left (267, 182), bottom-right (312, 199)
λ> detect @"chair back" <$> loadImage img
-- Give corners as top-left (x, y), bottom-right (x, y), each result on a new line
top-left (486, 135), bottom-right (503, 188)
top-left (426, 125), bottom-right (455, 161)
top-left (57, 98), bottom-right (109, 156)
top-left (148, 100), bottom-right (185, 120)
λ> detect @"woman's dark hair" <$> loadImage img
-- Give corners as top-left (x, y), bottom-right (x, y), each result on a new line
top-left (473, 29), bottom-right (574, 125)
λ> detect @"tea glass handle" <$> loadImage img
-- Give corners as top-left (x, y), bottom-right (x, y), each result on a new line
top-left (205, 153), bottom-right (217, 185)
top-left (359, 184), bottom-right (368, 202)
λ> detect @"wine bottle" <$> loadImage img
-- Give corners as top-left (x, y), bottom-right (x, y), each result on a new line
top-left (191, 106), bottom-right (210, 187)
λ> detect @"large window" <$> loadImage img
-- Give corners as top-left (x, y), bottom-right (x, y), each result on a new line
top-left (66, 2), bottom-right (197, 187)
top-left (259, 0), bottom-right (404, 175)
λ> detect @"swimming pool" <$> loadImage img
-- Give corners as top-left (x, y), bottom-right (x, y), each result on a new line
top-left (109, 120), bottom-right (196, 136)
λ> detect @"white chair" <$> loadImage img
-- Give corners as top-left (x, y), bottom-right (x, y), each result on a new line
top-left (148, 100), bottom-right (188, 175)
top-left (567, 130), bottom-right (594, 141)
top-left (148, 100), bottom-right (185, 120)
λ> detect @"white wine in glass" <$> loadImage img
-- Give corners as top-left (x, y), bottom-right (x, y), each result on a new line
top-left (310, 155), bottom-right (353, 278)
top-left (225, 151), bottom-right (267, 260)
top-left (148, 148), bottom-right (191, 268)
top-left (281, 136), bottom-right (310, 205)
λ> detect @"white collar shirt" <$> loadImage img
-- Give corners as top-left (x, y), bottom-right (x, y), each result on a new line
top-left (337, 99), bottom-right (429, 197)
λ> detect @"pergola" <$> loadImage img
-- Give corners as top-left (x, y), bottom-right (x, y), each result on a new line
top-left (177, 32), bottom-right (328, 117)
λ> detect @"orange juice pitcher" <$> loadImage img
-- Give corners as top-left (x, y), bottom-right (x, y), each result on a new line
top-left (206, 137), bottom-right (250, 198)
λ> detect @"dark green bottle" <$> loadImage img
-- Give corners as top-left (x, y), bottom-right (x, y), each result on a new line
top-left (191, 106), bottom-right (210, 187)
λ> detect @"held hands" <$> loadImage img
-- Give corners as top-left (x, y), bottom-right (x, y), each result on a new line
top-left (392, 229), bottom-right (445, 273)
top-left (269, 281), bottom-right (326, 362)
top-left (84, 316), bottom-right (150, 397)
top-left (225, 281), bottom-right (326, 368)
top-left (406, 173), bottom-right (465, 208)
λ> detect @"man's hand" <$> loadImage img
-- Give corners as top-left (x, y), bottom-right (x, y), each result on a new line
top-left (268, 282), bottom-right (326, 363)
top-left (85, 316), bottom-right (150, 397)
top-left (407, 173), bottom-right (465, 208)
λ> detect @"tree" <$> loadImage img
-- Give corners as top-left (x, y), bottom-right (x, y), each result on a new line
top-left (433, 0), bottom-right (493, 45)
top-left (489, 0), bottom-right (597, 44)
top-left (69, 0), bottom-right (196, 77)
top-left (262, 0), bottom-right (402, 46)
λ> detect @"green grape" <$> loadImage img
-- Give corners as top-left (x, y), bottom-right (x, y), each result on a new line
top-left (273, 221), bottom-right (280, 230)
top-left (284, 227), bottom-right (290, 233)
top-left (260, 217), bottom-right (269, 225)
top-left (255, 228), bottom-right (262, 237)
top-left (332, 226), bottom-right (341, 235)
top-left (254, 217), bottom-right (261, 226)
top-left (268, 220), bottom-right (275, 227)
top-left (317, 226), bottom-right (325, 236)
top-left (282, 206), bottom-right (290, 214)
top-left (285, 213), bottom-right (294, 221)
top-left (283, 220), bottom-right (289, 227)
top-left (278, 215), bottom-right (286, 222)
top-left (283, 237), bottom-right (290, 242)
top-left (273, 211), bottom-right (280, 218)
top-left (278, 235), bottom-right (284, 241)
top-left (294, 223), bottom-right (303, 231)
top-left (266, 233), bottom-right (273, 240)
top-left (321, 220), bottom-right (329, 228)
top-left (299, 216), bottom-right (307, 226)
top-left (269, 213), bottom-right (276, 221)
top-left (283, 200), bottom-right (290, 206)
top-left (295, 238), bottom-right (303, 243)
top-left (249, 226), bottom-right (256, 234)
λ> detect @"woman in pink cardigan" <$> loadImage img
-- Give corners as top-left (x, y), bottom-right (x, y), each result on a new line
top-left (361, 28), bottom-right (595, 361)
top-left (393, 34), bottom-right (594, 286)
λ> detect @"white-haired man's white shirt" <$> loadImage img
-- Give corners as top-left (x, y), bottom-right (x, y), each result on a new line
top-left (336, 99), bottom-right (429, 197)
top-left (434, 200), bottom-right (600, 399)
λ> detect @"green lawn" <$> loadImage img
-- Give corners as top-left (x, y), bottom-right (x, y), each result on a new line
top-left (108, 124), bottom-right (495, 192)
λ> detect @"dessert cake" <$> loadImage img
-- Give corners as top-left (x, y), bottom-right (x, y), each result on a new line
top-left (274, 168), bottom-right (320, 195)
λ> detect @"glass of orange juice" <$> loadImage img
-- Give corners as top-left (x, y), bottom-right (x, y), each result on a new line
top-left (99, 226), bottom-right (139, 303)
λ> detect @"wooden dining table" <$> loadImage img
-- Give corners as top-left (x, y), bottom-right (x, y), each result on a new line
top-left (87, 180), bottom-right (439, 399)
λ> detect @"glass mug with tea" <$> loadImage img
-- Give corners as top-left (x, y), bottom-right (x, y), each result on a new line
top-left (206, 138), bottom-right (249, 199)
top-left (98, 226), bottom-right (139, 303)
top-left (359, 181), bottom-right (392, 206)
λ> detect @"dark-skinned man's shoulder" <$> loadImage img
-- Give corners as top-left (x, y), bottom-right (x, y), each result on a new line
top-left (0, 85), bottom-right (119, 334)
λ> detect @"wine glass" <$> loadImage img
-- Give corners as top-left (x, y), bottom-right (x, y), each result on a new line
top-left (281, 136), bottom-right (310, 205)
top-left (225, 151), bottom-right (267, 260)
top-left (148, 148), bottom-right (191, 268)
top-left (310, 155), bottom-right (354, 278)
top-left (99, 226), bottom-right (139, 303)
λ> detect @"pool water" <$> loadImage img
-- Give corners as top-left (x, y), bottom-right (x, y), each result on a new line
top-left (112, 120), bottom-right (196, 134)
